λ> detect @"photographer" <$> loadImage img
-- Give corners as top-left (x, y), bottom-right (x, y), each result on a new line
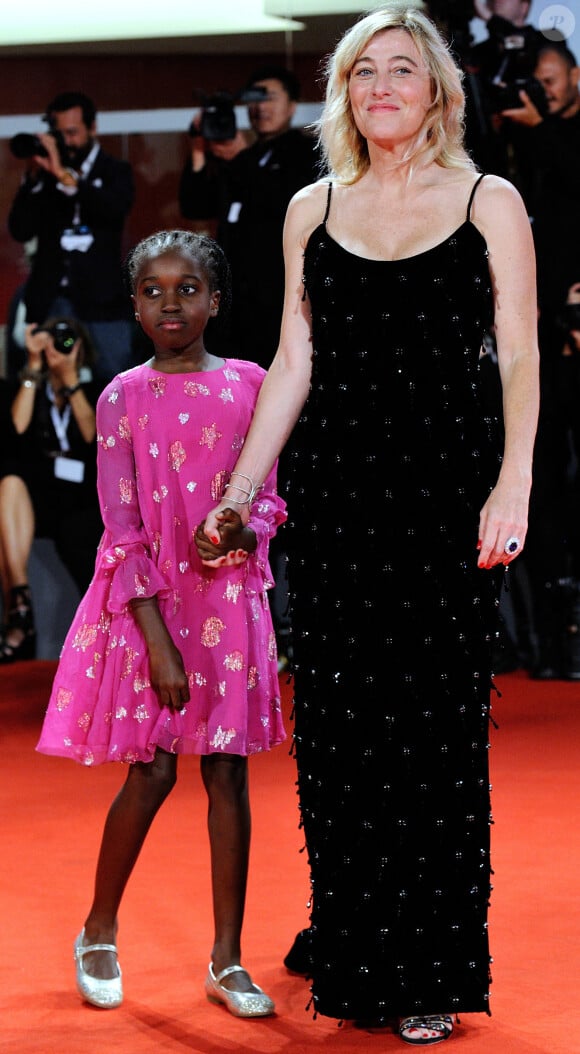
top-left (464, 0), bottom-right (545, 202)
top-left (8, 91), bottom-right (135, 383)
top-left (0, 319), bottom-right (103, 664)
top-left (504, 44), bottom-right (580, 332)
top-left (498, 43), bottom-right (580, 678)
top-left (178, 65), bottom-right (321, 369)
top-left (179, 66), bottom-right (321, 670)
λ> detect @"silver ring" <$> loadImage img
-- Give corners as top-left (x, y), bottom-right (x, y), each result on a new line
top-left (504, 536), bottom-right (521, 556)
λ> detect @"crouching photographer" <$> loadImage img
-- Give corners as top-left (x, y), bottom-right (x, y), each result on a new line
top-left (0, 319), bottom-right (103, 663)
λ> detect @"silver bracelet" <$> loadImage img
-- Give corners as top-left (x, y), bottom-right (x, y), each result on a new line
top-left (223, 474), bottom-right (262, 507)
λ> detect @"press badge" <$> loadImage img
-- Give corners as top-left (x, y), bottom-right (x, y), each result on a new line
top-left (60, 226), bottom-right (94, 253)
top-left (54, 456), bottom-right (85, 483)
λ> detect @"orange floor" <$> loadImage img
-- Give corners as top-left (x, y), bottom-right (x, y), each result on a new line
top-left (1, 661), bottom-right (579, 1053)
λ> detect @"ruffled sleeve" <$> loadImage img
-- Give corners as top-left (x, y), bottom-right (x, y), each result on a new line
top-left (95, 378), bottom-right (172, 613)
top-left (245, 461), bottom-right (287, 591)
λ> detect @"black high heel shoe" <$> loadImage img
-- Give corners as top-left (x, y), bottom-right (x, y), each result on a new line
top-left (0, 584), bottom-right (37, 664)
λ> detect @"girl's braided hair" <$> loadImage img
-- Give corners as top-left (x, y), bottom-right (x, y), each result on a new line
top-left (124, 229), bottom-right (232, 321)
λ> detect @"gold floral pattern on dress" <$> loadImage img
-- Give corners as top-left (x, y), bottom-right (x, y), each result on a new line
top-left (118, 415), bottom-right (131, 440)
top-left (148, 375), bottom-right (167, 397)
top-left (56, 687), bottom-right (73, 711)
top-left (169, 440), bottom-right (186, 471)
top-left (211, 469), bottom-right (228, 501)
top-left (119, 478), bottom-right (133, 504)
top-left (224, 650), bottom-right (244, 672)
top-left (72, 623), bottom-right (98, 652)
top-left (201, 616), bottom-right (226, 648)
top-left (212, 725), bottom-right (237, 749)
top-left (224, 581), bottom-right (243, 604)
top-left (184, 380), bottom-right (210, 398)
top-left (121, 646), bottom-right (139, 679)
top-left (200, 422), bottom-right (222, 452)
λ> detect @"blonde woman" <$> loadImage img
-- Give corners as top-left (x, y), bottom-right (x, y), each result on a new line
top-left (198, 2), bottom-right (539, 1043)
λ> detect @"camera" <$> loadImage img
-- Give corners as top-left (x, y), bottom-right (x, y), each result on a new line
top-left (33, 321), bottom-right (78, 354)
top-left (190, 86), bottom-right (268, 141)
top-left (489, 75), bottom-right (548, 115)
top-left (9, 118), bottom-right (67, 163)
top-left (559, 304), bottom-right (580, 334)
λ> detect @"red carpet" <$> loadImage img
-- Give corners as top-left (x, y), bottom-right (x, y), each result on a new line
top-left (1, 662), bottom-right (579, 1053)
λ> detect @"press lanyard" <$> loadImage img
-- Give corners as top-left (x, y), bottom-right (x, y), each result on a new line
top-left (46, 383), bottom-right (71, 452)
top-left (71, 141), bottom-right (100, 225)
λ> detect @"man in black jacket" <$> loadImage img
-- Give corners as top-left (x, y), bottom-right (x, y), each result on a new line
top-left (179, 66), bottom-right (320, 668)
top-left (8, 92), bottom-right (135, 382)
top-left (179, 65), bottom-right (320, 369)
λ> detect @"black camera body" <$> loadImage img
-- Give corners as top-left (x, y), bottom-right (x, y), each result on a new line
top-left (559, 303), bottom-right (580, 335)
top-left (9, 121), bottom-right (67, 163)
top-left (489, 74), bottom-right (548, 116)
top-left (190, 86), bottom-right (268, 142)
top-left (33, 321), bottom-right (78, 354)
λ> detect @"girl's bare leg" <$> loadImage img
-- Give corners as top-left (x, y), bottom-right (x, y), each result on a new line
top-left (201, 753), bottom-right (258, 993)
top-left (81, 749), bottom-right (177, 979)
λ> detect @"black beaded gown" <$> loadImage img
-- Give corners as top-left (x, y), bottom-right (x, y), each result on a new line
top-left (284, 175), bottom-right (504, 1021)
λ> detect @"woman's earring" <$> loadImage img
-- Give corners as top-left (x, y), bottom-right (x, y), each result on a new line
top-left (134, 312), bottom-right (140, 320)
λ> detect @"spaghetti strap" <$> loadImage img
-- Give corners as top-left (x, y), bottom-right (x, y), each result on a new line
top-left (323, 181), bottom-right (333, 225)
top-left (466, 173), bottom-right (486, 221)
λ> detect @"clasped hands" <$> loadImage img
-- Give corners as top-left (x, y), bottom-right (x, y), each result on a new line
top-left (194, 507), bottom-right (257, 568)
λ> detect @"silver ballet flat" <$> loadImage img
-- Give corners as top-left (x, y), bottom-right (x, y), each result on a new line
top-left (205, 962), bottom-right (275, 1017)
top-left (74, 929), bottom-right (123, 1009)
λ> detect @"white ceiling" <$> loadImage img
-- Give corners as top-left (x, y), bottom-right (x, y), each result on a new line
top-left (0, 1), bottom-right (385, 54)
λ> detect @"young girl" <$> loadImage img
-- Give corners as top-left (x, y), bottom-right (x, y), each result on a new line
top-left (36, 229), bottom-right (287, 1017)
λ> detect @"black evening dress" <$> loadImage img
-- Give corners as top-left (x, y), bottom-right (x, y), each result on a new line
top-left (284, 175), bottom-right (504, 1021)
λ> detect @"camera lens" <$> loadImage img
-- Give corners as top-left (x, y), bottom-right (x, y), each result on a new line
top-left (9, 133), bottom-right (49, 160)
top-left (50, 322), bottom-right (77, 354)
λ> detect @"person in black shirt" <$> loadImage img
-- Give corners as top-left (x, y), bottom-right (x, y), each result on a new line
top-left (0, 318), bottom-right (102, 663)
top-left (179, 65), bottom-right (321, 369)
top-left (179, 65), bottom-right (321, 665)
top-left (8, 92), bottom-right (135, 382)
top-left (499, 43), bottom-right (580, 677)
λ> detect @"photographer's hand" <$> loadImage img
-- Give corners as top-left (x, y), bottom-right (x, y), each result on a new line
top-left (207, 131), bottom-right (247, 162)
top-left (189, 114), bottom-right (247, 170)
top-left (32, 132), bottom-right (66, 179)
top-left (501, 90), bottom-right (543, 127)
top-left (24, 322), bottom-right (48, 371)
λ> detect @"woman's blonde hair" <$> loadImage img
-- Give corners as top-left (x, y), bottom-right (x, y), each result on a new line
top-left (316, 1), bottom-right (475, 183)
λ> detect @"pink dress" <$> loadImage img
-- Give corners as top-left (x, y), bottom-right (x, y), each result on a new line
top-left (36, 360), bottom-right (287, 766)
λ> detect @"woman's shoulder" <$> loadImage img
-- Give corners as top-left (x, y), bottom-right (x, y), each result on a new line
top-left (473, 172), bottom-right (526, 203)
top-left (286, 178), bottom-right (332, 247)
top-left (288, 177), bottom-right (331, 214)
top-left (469, 172), bottom-right (530, 232)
